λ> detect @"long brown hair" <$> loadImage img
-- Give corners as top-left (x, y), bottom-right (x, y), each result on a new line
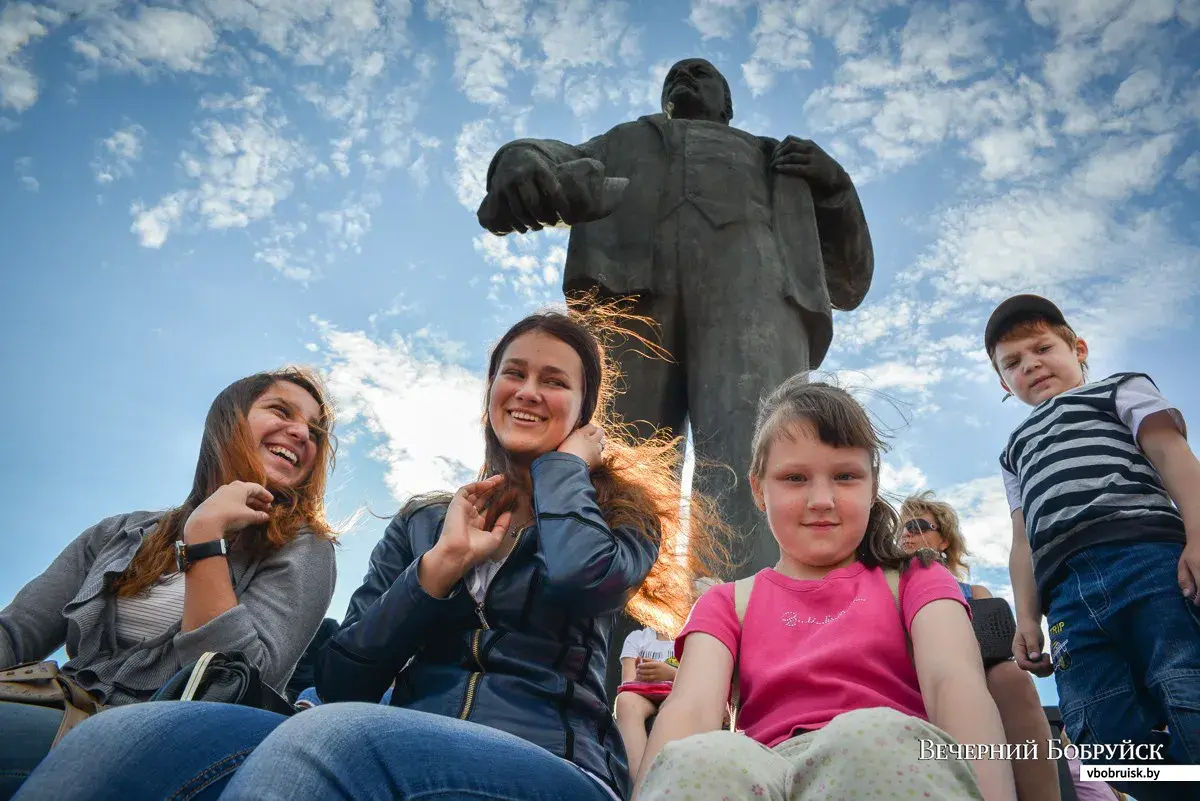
top-left (899, 491), bottom-right (972, 580)
top-left (748, 375), bottom-right (934, 573)
top-left (404, 297), bottom-right (732, 635)
top-left (110, 367), bottom-right (338, 597)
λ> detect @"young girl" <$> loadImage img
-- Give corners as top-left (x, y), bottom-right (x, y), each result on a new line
top-left (615, 626), bottom-right (678, 775)
top-left (0, 368), bottom-right (338, 801)
top-left (18, 307), bottom-right (728, 801)
top-left (634, 376), bottom-right (1017, 801)
top-left (900, 492), bottom-right (1061, 801)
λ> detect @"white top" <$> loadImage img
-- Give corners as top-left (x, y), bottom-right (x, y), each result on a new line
top-left (1002, 375), bottom-right (1185, 512)
top-left (620, 626), bottom-right (674, 663)
top-left (114, 571), bottom-right (186, 644)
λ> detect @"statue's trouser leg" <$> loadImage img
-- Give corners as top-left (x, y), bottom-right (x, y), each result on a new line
top-left (681, 217), bottom-right (811, 578)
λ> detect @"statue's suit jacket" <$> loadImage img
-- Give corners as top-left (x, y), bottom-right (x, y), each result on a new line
top-left (485, 114), bottom-right (874, 368)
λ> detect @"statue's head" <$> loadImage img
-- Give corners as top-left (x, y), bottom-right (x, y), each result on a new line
top-left (661, 58), bottom-right (733, 124)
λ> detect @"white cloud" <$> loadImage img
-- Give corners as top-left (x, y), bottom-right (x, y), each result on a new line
top-left (1073, 133), bottom-right (1177, 200)
top-left (562, 73), bottom-right (603, 119)
top-left (474, 230), bottom-right (567, 302)
top-left (426, 0), bottom-right (527, 105)
top-left (453, 119), bottom-right (501, 210)
top-left (195, 0), bottom-right (407, 67)
top-left (606, 59), bottom-right (674, 116)
top-left (93, 122), bottom-right (146, 184)
top-left (315, 319), bottom-right (485, 501)
top-left (689, 0), bottom-right (750, 39)
top-left (254, 221), bottom-right (316, 282)
top-left (131, 191), bottom-right (186, 249)
top-left (880, 458), bottom-right (929, 501)
top-left (14, 154), bottom-right (37, 191)
top-left (1177, 153), bottom-right (1200, 190)
top-left (0, 3), bottom-right (62, 113)
top-left (1113, 68), bottom-right (1161, 110)
top-left (71, 7), bottom-right (217, 76)
top-left (130, 86), bottom-right (310, 250)
top-left (318, 193), bottom-right (379, 254)
top-left (528, 0), bottom-right (637, 100)
top-left (939, 476), bottom-right (1013, 568)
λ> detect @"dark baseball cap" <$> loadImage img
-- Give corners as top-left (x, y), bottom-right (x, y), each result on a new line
top-left (984, 294), bottom-right (1071, 355)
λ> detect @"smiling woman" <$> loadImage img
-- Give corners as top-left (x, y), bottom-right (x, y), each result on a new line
top-left (0, 366), bottom-right (338, 801)
top-left (15, 303), bottom-right (733, 801)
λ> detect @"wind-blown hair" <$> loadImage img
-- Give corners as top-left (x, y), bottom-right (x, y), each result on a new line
top-left (110, 367), bottom-right (337, 597)
top-left (404, 298), bottom-right (733, 635)
top-left (900, 491), bottom-right (973, 581)
top-left (748, 375), bottom-right (934, 573)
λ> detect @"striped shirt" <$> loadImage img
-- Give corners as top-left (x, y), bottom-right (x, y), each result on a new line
top-left (115, 572), bottom-right (186, 645)
top-left (1000, 373), bottom-right (1186, 607)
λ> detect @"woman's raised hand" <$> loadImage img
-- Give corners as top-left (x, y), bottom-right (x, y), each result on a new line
top-left (183, 481), bottom-right (273, 544)
top-left (557, 423), bottom-right (606, 469)
top-left (433, 475), bottom-right (513, 577)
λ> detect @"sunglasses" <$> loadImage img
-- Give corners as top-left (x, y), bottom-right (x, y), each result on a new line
top-left (903, 519), bottom-right (937, 534)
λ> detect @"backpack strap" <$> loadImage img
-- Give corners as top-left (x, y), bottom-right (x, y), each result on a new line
top-left (729, 576), bottom-right (755, 732)
top-left (883, 568), bottom-right (914, 661)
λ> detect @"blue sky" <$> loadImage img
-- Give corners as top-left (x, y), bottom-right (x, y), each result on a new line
top-left (3, 0), bottom-right (1199, 709)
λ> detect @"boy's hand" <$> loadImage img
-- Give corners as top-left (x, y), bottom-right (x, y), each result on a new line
top-left (1179, 541), bottom-right (1200, 605)
top-left (1013, 623), bottom-right (1054, 676)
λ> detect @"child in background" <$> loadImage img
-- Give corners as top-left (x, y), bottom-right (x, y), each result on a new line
top-left (634, 376), bottom-right (1016, 801)
top-left (615, 626), bottom-right (677, 775)
top-left (986, 294), bottom-right (1200, 801)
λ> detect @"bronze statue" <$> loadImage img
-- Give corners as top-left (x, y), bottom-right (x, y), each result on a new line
top-left (478, 57), bottom-right (873, 579)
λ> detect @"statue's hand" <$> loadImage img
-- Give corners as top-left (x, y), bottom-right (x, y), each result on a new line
top-left (770, 137), bottom-right (850, 198)
top-left (477, 152), bottom-right (572, 235)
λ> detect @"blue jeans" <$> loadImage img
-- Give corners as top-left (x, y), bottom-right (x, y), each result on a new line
top-left (14, 702), bottom-right (287, 801)
top-left (1048, 541), bottom-right (1200, 801)
top-left (15, 701), bottom-right (616, 801)
top-left (0, 702), bottom-right (62, 801)
top-left (222, 703), bottom-right (616, 800)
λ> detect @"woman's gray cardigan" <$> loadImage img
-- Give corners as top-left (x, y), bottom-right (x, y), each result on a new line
top-left (0, 510), bottom-right (336, 705)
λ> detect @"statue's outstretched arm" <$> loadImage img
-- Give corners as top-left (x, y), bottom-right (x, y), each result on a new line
top-left (478, 134), bottom-right (623, 235)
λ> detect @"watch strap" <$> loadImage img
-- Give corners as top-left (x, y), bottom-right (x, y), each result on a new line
top-left (175, 538), bottom-right (228, 572)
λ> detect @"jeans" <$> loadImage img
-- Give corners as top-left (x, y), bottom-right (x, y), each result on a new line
top-left (13, 702), bottom-right (287, 801)
top-left (15, 701), bottom-right (617, 801)
top-left (1048, 541), bottom-right (1200, 801)
top-left (293, 685), bottom-right (392, 708)
top-left (222, 703), bottom-right (617, 800)
top-left (0, 702), bottom-right (62, 801)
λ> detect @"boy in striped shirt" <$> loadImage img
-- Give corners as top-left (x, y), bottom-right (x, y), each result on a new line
top-left (986, 294), bottom-right (1200, 792)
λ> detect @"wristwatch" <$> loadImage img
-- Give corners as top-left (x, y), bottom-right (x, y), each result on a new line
top-left (175, 538), bottom-right (229, 572)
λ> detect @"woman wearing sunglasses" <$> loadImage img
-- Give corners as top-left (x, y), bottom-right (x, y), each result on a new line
top-left (900, 492), bottom-right (1061, 801)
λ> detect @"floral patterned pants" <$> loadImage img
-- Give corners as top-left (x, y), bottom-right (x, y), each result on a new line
top-left (637, 707), bottom-right (984, 801)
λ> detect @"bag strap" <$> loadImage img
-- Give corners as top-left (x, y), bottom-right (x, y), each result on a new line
top-left (0, 661), bottom-right (105, 748)
top-left (181, 652), bottom-right (219, 701)
top-left (728, 576), bottom-right (755, 732)
top-left (883, 568), bottom-right (914, 661)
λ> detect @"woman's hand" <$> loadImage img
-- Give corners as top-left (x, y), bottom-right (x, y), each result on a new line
top-left (430, 475), bottom-right (514, 577)
top-left (557, 423), bottom-right (605, 469)
top-left (183, 481), bottom-right (273, 543)
top-left (635, 658), bottom-right (677, 683)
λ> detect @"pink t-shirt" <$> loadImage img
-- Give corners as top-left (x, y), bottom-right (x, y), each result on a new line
top-left (677, 561), bottom-right (970, 748)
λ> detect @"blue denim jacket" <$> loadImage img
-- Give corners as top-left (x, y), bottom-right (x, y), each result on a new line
top-left (317, 452), bottom-right (659, 799)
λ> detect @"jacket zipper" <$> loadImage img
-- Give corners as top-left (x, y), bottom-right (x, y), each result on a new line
top-left (458, 527), bottom-right (527, 721)
top-left (458, 628), bottom-right (485, 719)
